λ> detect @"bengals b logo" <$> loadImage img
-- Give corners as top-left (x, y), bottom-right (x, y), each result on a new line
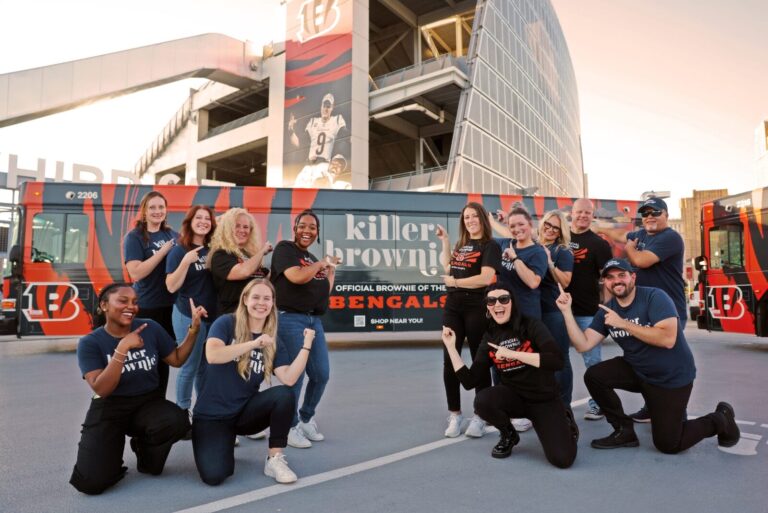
top-left (296, 0), bottom-right (340, 43)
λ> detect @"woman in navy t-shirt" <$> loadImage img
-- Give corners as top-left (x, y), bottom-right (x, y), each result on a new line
top-left (192, 279), bottom-right (316, 485)
top-left (166, 205), bottom-right (217, 416)
top-left (69, 283), bottom-right (206, 495)
top-left (436, 202), bottom-right (500, 439)
top-left (124, 191), bottom-right (178, 393)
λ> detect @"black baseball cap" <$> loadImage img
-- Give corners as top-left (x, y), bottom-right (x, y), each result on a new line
top-left (638, 197), bottom-right (667, 212)
top-left (600, 258), bottom-right (634, 277)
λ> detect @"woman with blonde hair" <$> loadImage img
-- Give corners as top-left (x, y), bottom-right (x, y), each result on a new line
top-left (208, 208), bottom-right (273, 315)
top-left (192, 278), bottom-right (316, 485)
top-left (537, 210), bottom-right (575, 406)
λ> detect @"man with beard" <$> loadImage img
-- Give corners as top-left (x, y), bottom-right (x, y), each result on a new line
top-left (556, 259), bottom-right (740, 453)
top-left (624, 197), bottom-right (687, 422)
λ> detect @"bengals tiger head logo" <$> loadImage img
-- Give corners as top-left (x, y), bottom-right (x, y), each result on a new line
top-left (296, 0), bottom-right (340, 43)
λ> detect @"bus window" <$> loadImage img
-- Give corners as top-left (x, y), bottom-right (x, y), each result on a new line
top-left (708, 224), bottom-right (743, 269)
top-left (63, 214), bottom-right (89, 263)
top-left (31, 213), bottom-right (89, 264)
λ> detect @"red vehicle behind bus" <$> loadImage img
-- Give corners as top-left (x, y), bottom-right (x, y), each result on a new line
top-left (2, 182), bottom-right (641, 338)
top-left (694, 187), bottom-right (768, 336)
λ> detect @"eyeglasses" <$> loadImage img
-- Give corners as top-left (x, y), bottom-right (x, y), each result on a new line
top-left (542, 221), bottom-right (561, 233)
top-left (640, 210), bottom-right (663, 218)
top-left (485, 294), bottom-right (512, 306)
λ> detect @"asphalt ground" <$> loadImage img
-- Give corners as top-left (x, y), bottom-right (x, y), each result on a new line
top-left (1, 324), bottom-right (766, 513)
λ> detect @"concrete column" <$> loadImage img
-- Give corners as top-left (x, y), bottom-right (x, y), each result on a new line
top-left (266, 53), bottom-right (286, 187)
top-left (350, 0), bottom-right (370, 189)
top-left (185, 109), bottom-right (208, 185)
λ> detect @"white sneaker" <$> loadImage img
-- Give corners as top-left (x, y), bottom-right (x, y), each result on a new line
top-left (247, 429), bottom-right (268, 440)
top-left (444, 413), bottom-right (464, 438)
top-left (298, 418), bottom-right (325, 441)
top-left (287, 426), bottom-right (312, 448)
top-left (264, 453), bottom-right (297, 484)
top-left (465, 415), bottom-right (486, 438)
top-left (512, 418), bottom-right (533, 432)
top-left (234, 436), bottom-right (241, 446)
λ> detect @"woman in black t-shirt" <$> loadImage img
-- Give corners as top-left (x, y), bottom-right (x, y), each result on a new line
top-left (270, 209), bottom-right (340, 449)
top-left (436, 202), bottom-right (500, 439)
top-left (442, 281), bottom-right (578, 468)
top-left (208, 208), bottom-right (273, 315)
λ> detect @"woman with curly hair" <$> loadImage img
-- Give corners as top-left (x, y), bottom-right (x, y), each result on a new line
top-left (208, 208), bottom-right (273, 315)
top-left (192, 279), bottom-right (316, 485)
top-left (166, 205), bottom-right (217, 416)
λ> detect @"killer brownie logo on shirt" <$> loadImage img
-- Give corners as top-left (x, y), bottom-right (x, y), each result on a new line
top-left (489, 337), bottom-right (533, 371)
top-left (107, 349), bottom-right (158, 374)
top-left (608, 316), bottom-right (645, 339)
top-left (450, 247), bottom-right (481, 270)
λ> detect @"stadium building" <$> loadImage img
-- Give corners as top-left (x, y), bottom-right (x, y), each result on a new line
top-left (0, 0), bottom-right (585, 196)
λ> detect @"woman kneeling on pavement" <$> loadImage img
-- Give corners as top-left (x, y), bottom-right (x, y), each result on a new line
top-left (70, 284), bottom-right (206, 495)
top-left (441, 281), bottom-right (578, 468)
top-left (192, 278), bottom-right (316, 485)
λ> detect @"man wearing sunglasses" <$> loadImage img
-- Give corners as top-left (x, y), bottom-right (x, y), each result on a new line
top-left (624, 197), bottom-right (687, 423)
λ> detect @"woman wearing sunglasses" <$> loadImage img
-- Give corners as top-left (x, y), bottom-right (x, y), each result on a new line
top-left (537, 210), bottom-right (575, 407)
top-left (441, 281), bottom-right (578, 468)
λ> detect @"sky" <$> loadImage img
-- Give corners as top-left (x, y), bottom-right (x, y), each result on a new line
top-left (1, 0), bottom-right (766, 217)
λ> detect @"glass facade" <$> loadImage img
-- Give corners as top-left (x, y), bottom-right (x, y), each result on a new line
top-left (448, 0), bottom-right (584, 197)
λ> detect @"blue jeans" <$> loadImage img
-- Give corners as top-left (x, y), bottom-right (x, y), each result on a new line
top-left (171, 305), bottom-right (210, 410)
top-left (542, 311), bottom-right (572, 406)
top-left (575, 315), bottom-right (601, 410)
top-left (277, 312), bottom-right (330, 427)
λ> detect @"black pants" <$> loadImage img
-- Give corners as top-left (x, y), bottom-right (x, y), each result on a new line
top-left (474, 385), bottom-right (577, 468)
top-left (585, 356), bottom-right (719, 453)
top-left (192, 386), bottom-right (294, 486)
top-left (442, 291), bottom-right (490, 411)
top-left (69, 390), bottom-right (189, 495)
top-left (138, 305), bottom-right (174, 396)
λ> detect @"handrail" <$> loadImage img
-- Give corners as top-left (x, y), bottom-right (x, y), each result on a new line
top-left (369, 55), bottom-right (468, 91)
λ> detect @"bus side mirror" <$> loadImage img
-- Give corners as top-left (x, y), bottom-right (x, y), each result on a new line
top-left (694, 255), bottom-right (707, 272)
top-left (8, 245), bottom-right (21, 277)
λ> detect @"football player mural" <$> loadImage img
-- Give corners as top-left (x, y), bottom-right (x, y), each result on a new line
top-left (284, 0), bottom-right (353, 189)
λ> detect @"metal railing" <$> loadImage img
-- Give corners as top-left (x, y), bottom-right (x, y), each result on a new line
top-left (202, 107), bottom-right (269, 140)
top-left (369, 55), bottom-right (468, 91)
top-left (369, 166), bottom-right (448, 191)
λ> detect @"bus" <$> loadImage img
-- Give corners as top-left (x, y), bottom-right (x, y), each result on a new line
top-left (694, 187), bottom-right (768, 336)
top-left (2, 182), bottom-right (642, 338)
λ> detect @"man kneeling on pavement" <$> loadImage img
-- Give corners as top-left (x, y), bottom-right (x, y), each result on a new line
top-left (556, 258), bottom-right (740, 452)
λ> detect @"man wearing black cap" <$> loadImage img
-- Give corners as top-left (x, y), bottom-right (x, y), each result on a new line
top-left (624, 197), bottom-right (687, 422)
top-left (556, 258), bottom-right (740, 452)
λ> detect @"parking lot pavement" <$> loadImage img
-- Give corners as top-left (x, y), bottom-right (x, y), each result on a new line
top-left (1, 326), bottom-right (766, 513)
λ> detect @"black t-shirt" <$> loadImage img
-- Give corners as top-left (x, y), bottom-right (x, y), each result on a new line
top-left (566, 230), bottom-right (612, 316)
top-left (270, 240), bottom-right (330, 314)
top-left (447, 239), bottom-right (501, 295)
top-left (456, 318), bottom-right (563, 402)
top-left (209, 250), bottom-right (268, 315)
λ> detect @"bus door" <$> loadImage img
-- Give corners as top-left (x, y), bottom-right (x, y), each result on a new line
top-left (701, 222), bottom-right (756, 334)
top-left (20, 210), bottom-right (96, 336)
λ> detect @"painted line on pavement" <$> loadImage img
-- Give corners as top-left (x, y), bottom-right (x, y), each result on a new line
top-left (177, 396), bottom-right (592, 512)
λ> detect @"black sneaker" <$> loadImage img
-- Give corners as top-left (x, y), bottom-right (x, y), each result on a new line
top-left (491, 429), bottom-right (520, 458)
top-left (629, 405), bottom-right (651, 423)
top-left (565, 407), bottom-right (580, 442)
top-left (715, 402), bottom-right (740, 447)
top-left (590, 427), bottom-right (639, 449)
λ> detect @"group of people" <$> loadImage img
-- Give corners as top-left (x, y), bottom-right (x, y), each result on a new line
top-left (69, 192), bottom-right (741, 495)
top-left (70, 192), bottom-right (339, 494)
top-left (438, 198), bottom-right (740, 468)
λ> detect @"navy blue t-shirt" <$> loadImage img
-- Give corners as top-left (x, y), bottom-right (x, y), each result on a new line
top-left (194, 314), bottom-right (291, 420)
top-left (165, 244), bottom-right (217, 318)
top-left (495, 238), bottom-right (548, 319)
top-left (589, 286), bottom-right (696, 388)
top-left (76, 319), bottom-right (176, 396)
top-left (540, 243), bottom-right (574, 313)
top-left (626, 227), bottom-right (687, 321)
top-left (123, 228), bottom-right (178, 309)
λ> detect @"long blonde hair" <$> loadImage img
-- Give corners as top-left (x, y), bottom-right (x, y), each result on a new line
top-left (234, 279), bottom-right (278, 382)
top-left (539, 210), bottom-right (570, 248)
top-left (208, 208), bottom-right (262, 262)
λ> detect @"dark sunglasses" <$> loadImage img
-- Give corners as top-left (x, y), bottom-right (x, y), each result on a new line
top-left (485, 294), bottom-right (512, 306)
top-left (542, 221), bottom-right (561, 233)
top-left (640, 210), bottom-right (663, 218)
